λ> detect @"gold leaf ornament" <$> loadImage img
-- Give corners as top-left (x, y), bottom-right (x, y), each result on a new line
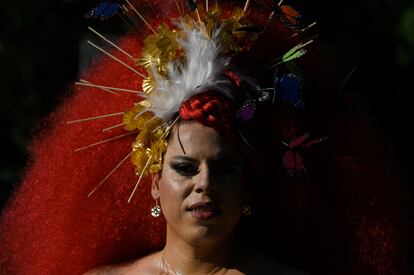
top-left (139, 24), bottom-right (180, 75)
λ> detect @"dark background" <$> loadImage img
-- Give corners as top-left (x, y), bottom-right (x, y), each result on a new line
top-left (1, 0), bottom-right (413, 230)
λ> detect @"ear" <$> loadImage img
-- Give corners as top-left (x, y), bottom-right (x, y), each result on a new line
top-left (151, 173), bottom-right (161, 200)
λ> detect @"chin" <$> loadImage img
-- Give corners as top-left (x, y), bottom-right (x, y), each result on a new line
top-left (166, 212), bottom-right (239, 246)
top-left (186, 232), bottom-right (231, 247)
top-left (183, 222), bottom-right (235, 246)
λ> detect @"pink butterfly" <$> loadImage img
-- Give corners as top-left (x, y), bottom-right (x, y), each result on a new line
top-left (281, 133), bottom-right (328, 176)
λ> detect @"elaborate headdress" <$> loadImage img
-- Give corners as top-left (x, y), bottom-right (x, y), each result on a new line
top-left (0, 1), bottom-right (409, 274)
top-left (71, 0), bottom-right (320, 201)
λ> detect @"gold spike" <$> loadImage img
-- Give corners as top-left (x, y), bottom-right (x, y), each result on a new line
top-left (66, 112), bottom-right (124, 124)
top-left (87, 40), bottom-right (146, 79)
top-left (88, 26), bottom-right (133, 59)
top-left (262, 11), bottom-right (275, 33)
top-left (159, 115), bottom-right (180, 140)
top-left (120, 4), bottom-right (143, 31)
top-left (88, 151), bottom-right (133, 197)
top-left (290, 22), bottom-right (318, 38)
top-left (337, 65), bottom-right (358, 95)
top-left (206, 0), bottom-right (209, 12)
top-left (278, 0), bottom-right (284, 7)
top-left (243, 0), bottom-right (250, 13)
top-left (79, 79), bottom-right (118, 95)
top-left (187, 0), bottom-right (202, 23)
top-left (144, 115), bottom-right (157, 125)
top-left (181, 0), bottom-right (185, 12)
top-left (152, 121), bottom-right (169, 133)
top-left (75, 81), bottom-right (146, 95)
top-left (125, 0), bottom-right (157, 34)
top-left (304, 22), bottom-right (317, 31)
top-left (169, 115), bottom-right (181, 129)
top-left (175, 0), bottom-right (183, 15)
top-left (195, 8), bottom-right (202, 23)
top-left (298, 39), bottom-right (314, 49)
top-left (102, 122), bottom-right (126, 132)
top-left (133, 109), bottom-right (149, 120)
top-left (127, 156), bottom-right (153, 203)
top-left (239, 0), bottom-right (250, 19)
top-left (75, 131), bottom-right (138, 152)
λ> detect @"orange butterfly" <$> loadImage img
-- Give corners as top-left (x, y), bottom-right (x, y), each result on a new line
top-left (276, 4), bottom-right (302, 29)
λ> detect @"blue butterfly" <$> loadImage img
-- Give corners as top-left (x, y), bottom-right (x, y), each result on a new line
top-left (273, 72), bottom-right (305, 110)
top-left (85, 2), bottom-right (122, 19)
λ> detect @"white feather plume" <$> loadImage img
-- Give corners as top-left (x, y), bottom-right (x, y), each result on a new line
top-left (147, 22), bottom-right (232, 121)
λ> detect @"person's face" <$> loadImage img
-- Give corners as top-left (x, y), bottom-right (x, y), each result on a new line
top-left (152, 121), bottom-right (247, 246)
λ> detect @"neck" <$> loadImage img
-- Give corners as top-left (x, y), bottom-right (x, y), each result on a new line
top-left (162, 228), bottom-right (234, 274)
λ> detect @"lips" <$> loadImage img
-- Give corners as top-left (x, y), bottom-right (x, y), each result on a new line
top-left (187, 202), bottom-right (220, 220)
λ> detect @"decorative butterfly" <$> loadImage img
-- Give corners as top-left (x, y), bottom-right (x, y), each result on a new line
top-left (85, 1), bottom-right (122, 19)
top-left (273, 71), bottom-right (305, 110)
top-left (281, 133), bottom-right (328, 176)
top-left (237, 99), bottom-right (257, 122)
top-left (275, 4), bottom-right (302, 30)
top-left (236, 86), bottom-right (278, 124)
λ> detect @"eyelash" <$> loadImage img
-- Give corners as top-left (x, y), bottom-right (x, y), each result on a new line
top-left (170, 163), bottom-right (199, 176)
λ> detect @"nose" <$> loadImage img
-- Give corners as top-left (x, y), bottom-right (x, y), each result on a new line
top-left (194, 164), bottom-right (217, 194)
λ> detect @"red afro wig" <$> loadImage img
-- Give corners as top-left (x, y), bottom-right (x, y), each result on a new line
top-left (0, 1), bottom-right (410, 275)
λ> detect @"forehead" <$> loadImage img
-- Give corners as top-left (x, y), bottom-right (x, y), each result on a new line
top-left (166, 121), bottom-right (240, 159)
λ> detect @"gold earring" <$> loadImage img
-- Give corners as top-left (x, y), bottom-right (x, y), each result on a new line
top-left (242, 205), bottom-right (252, 217)
top-left (151, 200), bottom-right (161, 218)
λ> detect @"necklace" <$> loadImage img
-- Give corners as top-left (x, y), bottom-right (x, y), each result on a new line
top-left (159, 250), bottom-right (227, 275)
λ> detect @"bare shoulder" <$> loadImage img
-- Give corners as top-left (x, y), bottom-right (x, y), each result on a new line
top-left (235, 248), bottom-right (309, 275)
top-left (82, 261), bottom-right (133, 275)
top-left (83, 251), bottom-right (161, 275)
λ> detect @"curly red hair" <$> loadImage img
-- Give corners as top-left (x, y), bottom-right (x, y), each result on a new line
top-left (0, 1), bottom-right (410, 275)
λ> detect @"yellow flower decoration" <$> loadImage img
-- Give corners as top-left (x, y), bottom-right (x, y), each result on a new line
top-left (139, 24), bottom-right (180, 75)
top-left (142, 75), bottom-right (156, 94)
top-left (130, 125), bottom-right (169, 176)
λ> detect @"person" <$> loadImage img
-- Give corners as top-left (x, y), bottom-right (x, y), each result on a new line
top-left (85, 115), bottom-right (308, 274)
top-left (0, 1), bottom-right (410, 274)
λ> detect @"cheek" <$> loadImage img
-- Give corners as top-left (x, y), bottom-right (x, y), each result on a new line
top-left (158, 171), bottom-right (192, 216)
top-left (159, 182), bottom-right (181, 225)
top-left (225, 171), bottom-right (247, 195)
top-left (220, 174), bottom-right (247, 210)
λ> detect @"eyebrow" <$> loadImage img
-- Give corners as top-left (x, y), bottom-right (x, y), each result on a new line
top-left (169, 155), bottom-right (241, 163)
top-left (170, 156), bottom-right (195, 162)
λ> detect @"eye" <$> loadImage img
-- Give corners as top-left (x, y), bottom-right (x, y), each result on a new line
top-left (170, 162), bottom-right (200, 176)
top-left (213, 162), bottom-right (240, 175)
